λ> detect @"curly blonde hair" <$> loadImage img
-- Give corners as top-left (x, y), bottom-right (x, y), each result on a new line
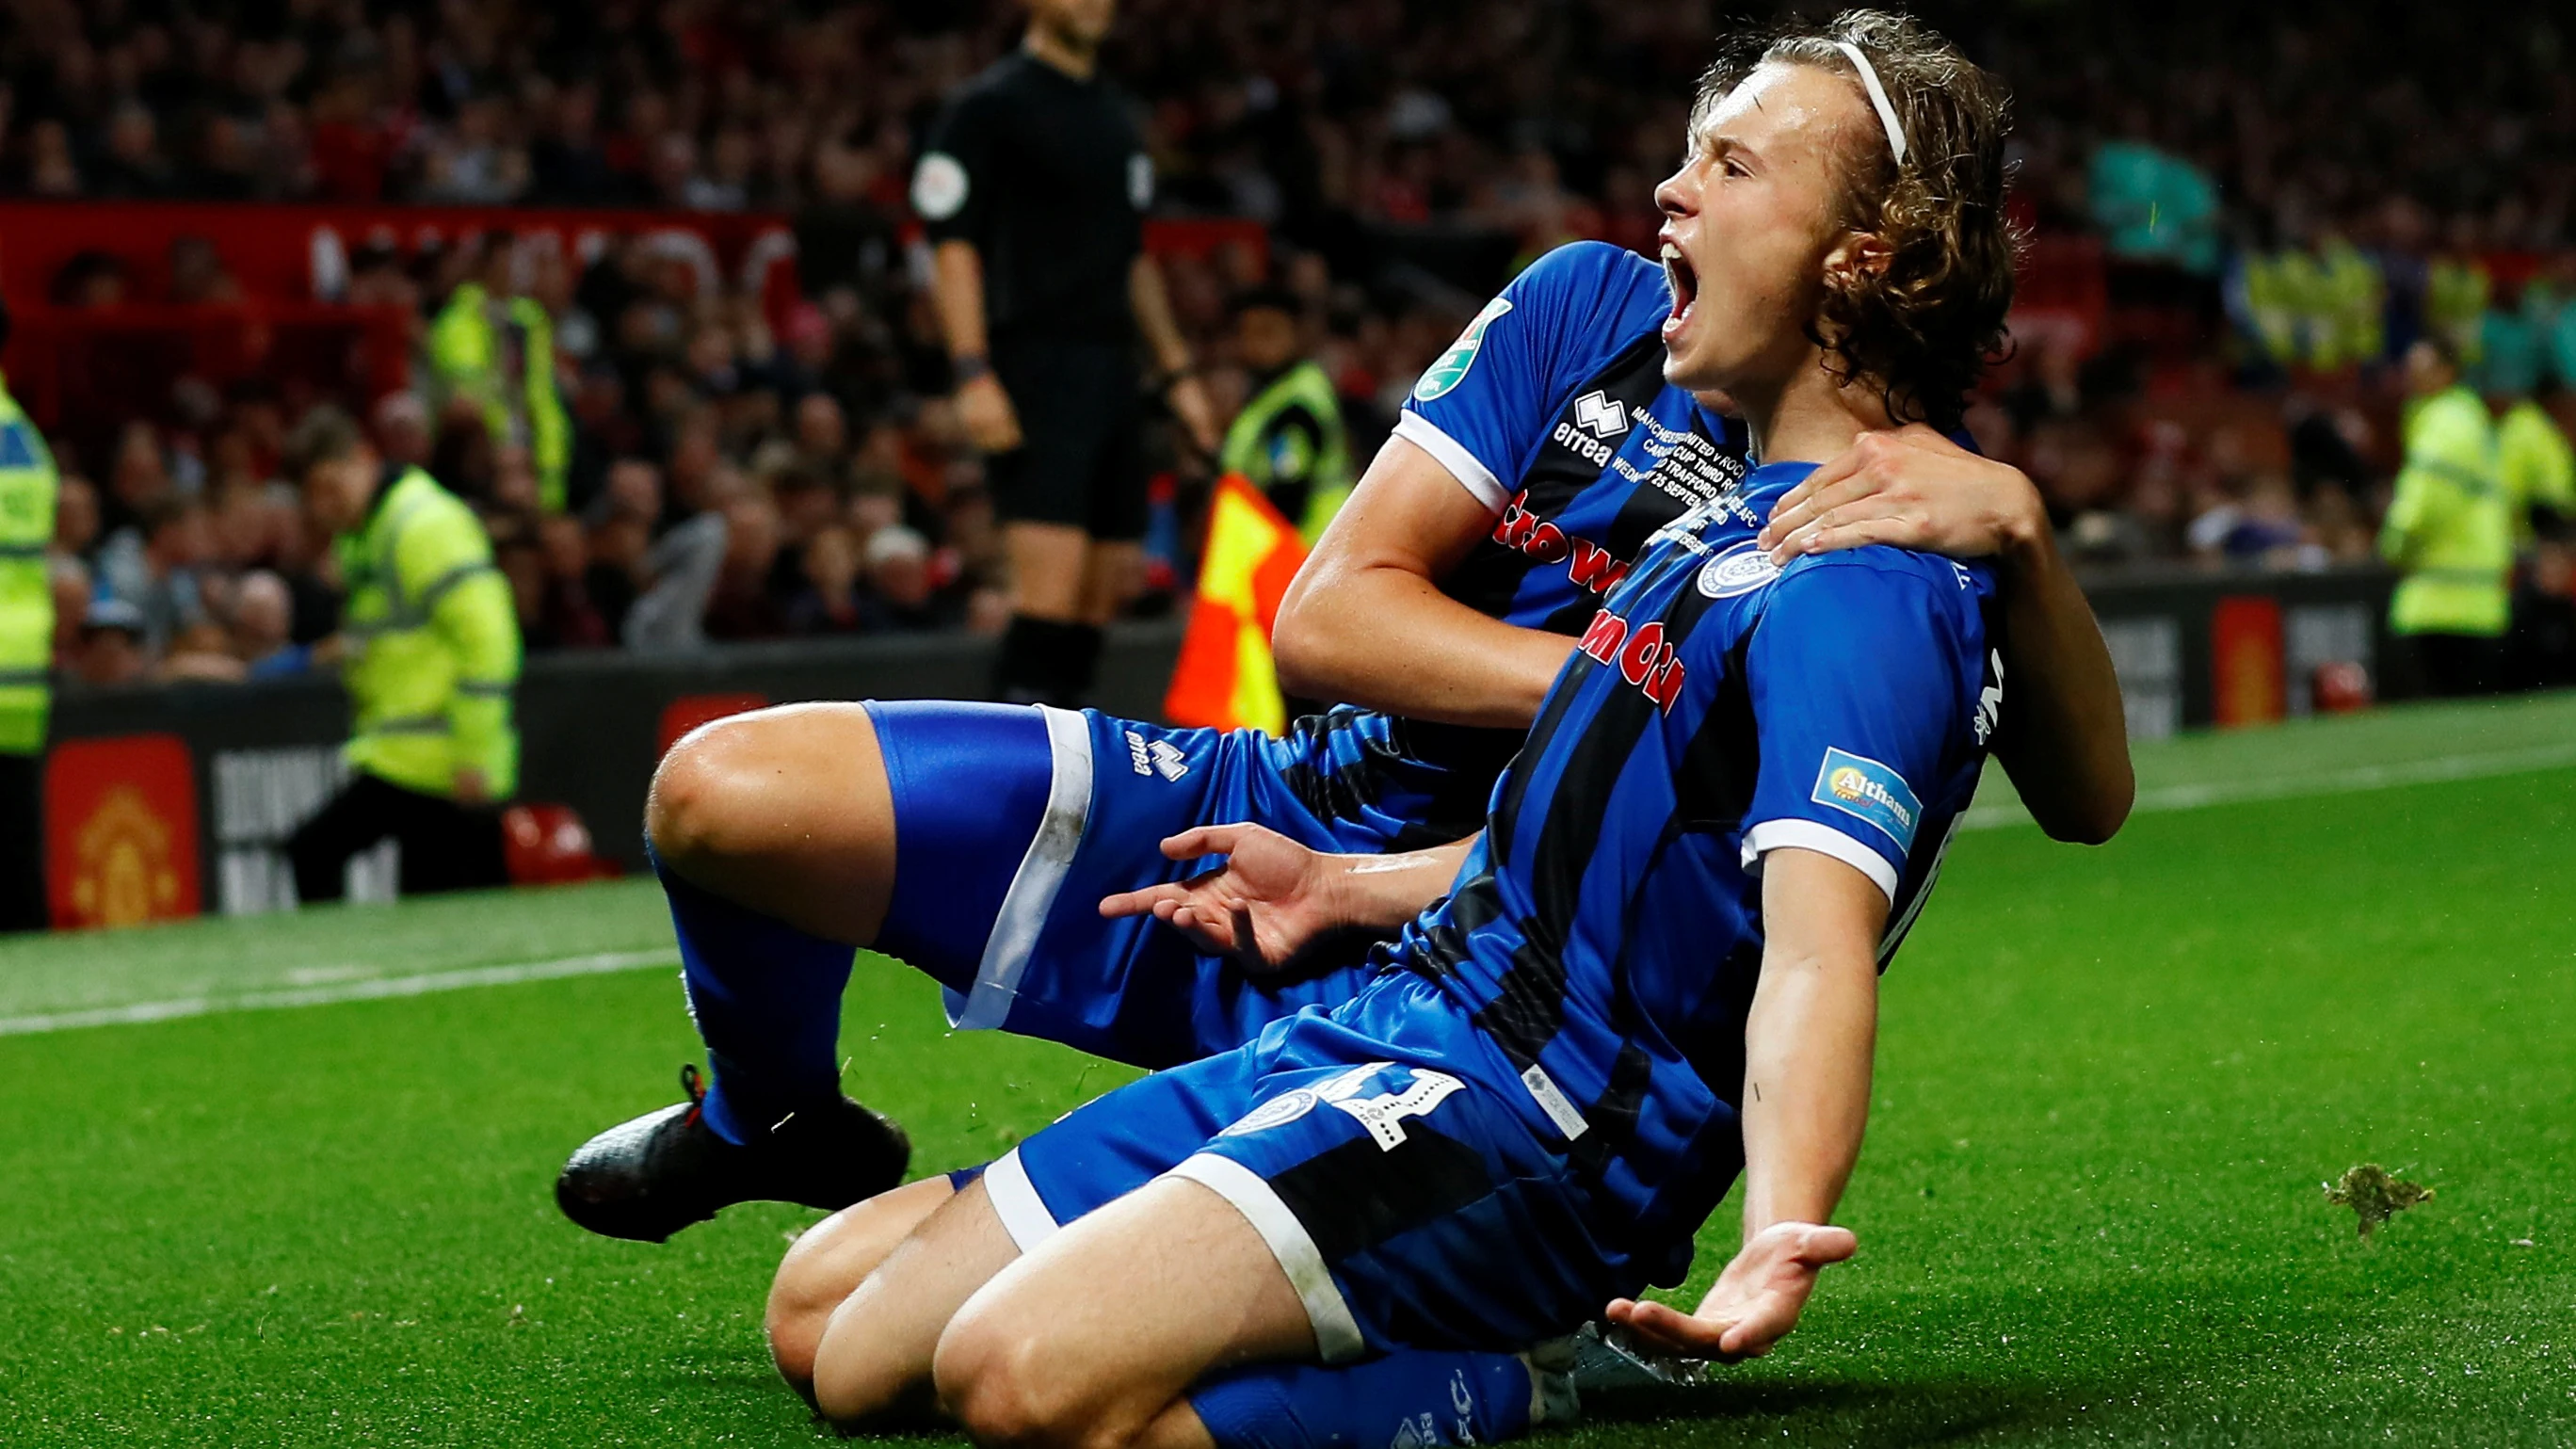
top-left (1690, 10), bottom-right (2019, 430)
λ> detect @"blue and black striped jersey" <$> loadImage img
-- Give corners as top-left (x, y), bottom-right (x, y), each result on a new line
top-left (1378, 459), bottom-right (2004, 1288)
top-left (1277, 242), bottom-right (1753, 850)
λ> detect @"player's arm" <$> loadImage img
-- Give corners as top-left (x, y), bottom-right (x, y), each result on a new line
top-left (1098, 823), bottom-right (1478, 972)
top-left (1273, 437), bottom-right (1576, 727)
top-left (1758, 426), bottom-right (2133, 845)
top-left (1609, 556), bottom-right (1979, 1360)
top-left (1738, 849), bottom-right (1884, 1232)
top-left (1603, 849), bottom-right (1876, 1362)
top-left (1130, 255), bottom-right (1219, 455)
top-left (1985, 517), bottom-right (2132, 844)
top-left (1279, 243), bottom-right (1640, 727)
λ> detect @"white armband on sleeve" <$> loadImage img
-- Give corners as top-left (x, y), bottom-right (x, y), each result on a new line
top-left (1740, 818), bottom-right (1899, 905)
top-left (1392, 411), bottom-right (1508, 514)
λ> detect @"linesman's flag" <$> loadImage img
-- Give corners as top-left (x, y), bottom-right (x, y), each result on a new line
top-left (1165, 474), bottom-right (1309, 734)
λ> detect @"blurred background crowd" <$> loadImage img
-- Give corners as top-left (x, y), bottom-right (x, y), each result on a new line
top-left (5, 0), bottom-right (2574, 688)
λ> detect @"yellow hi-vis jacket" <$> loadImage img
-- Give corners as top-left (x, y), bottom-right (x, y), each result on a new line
top-left (0, 378), bottom-right (56, 755)
top-left (2498, 397), bottom-right (2576, 549)
top-left (2379, 385), bottom-right (2510, 637)
top-left (337, 466), bottom-right (522, 797)
top-left (1218, 359), bottom-right (1354, 543)
top-left (427, 284), bottom-right (572, 512)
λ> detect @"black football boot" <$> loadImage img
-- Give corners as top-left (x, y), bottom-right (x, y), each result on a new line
top-left (555, 1064), bottom-right (911, 1243)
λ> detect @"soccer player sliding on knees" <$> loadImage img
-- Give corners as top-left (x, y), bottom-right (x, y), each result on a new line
top-left (765, 15), bottom-right (2091, 1448)
top-left (554, 0), bottom-right (2128, 1268)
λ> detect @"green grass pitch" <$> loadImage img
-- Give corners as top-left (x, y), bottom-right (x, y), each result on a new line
top-left (4, 693), bottom-right (2574, 1445)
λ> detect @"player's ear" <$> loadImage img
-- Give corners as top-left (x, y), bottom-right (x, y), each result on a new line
top-left (1824, 232), bottom-right (1892, 288)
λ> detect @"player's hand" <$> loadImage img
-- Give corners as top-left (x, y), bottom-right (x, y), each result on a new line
top-left (1097, 823), bottom-right (1344, 974)
top-left (1166, 373), bottom-right (1221, 457)
top-left (1602, 1221), bottom-right (1856, 1363)
top-left (956, 372), bottom-right (1024, 454)
top-left (452, 766), bottom-right (492, 808)
top-left (1758, 424), bottom-right (2043, 565)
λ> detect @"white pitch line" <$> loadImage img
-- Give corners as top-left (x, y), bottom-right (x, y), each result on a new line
top-left (1960, 740), bottom-right (2576, 832)
top-left (8, 739), bottom-right (2573, 1035)
top-left (0, 948), bottom-right (677, 1038)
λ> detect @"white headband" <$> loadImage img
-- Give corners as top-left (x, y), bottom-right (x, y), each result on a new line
top-left (1834, 40), bottom-right (1908, 166)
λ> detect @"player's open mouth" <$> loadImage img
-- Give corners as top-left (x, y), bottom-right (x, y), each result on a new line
top-left (1660, 240), bottom-right (1697, 340)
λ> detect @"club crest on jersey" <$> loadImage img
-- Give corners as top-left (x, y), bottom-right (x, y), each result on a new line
top-left (1577, 606), bottom-right (1686, 713)
top-left (1493, 490), bottom-right (1632, 596)
top-left (1219, 1088), bottom-right (1320, 1137)
top-left (1697, 541), bottom-right (1781, 598)
top-left (1811, 747), bottom-right (1921, 850)
top-left (1412, 297), bottom-right (1511, 402)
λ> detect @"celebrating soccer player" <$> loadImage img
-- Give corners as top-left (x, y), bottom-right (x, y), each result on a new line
top-left (781, 13), bottom-right (2057, 1448)
top-left (554, 4), bottom-right (2131, 1257)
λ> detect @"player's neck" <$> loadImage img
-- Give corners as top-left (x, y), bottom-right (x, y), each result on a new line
top-left (1023, 24), bottom-right (1100, 81)
top-left (1739, 357), bottom-right (1892, 466)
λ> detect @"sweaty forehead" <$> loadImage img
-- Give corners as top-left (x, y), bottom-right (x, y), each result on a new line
top-left (1691, 61), bottom-right (1863, 157)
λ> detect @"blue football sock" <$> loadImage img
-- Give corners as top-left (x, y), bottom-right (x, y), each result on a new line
top-left (655, 848), bottom-right (855, 1146)
top-left (1189, 1348), bottom-right (1535, 1449)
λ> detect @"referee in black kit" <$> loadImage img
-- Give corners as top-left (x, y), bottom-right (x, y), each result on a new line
top-left (912, 0), bottom-right (1218, 707)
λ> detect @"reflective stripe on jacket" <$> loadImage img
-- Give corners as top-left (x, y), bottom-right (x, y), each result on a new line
top-left (2379, 386), bottom-right (2510, 636)
top-left (338, 466), bottom-right (522, 797)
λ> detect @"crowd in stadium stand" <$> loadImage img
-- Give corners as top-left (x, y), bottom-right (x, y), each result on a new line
top-left (8, 0), bottom-right (2576, 684)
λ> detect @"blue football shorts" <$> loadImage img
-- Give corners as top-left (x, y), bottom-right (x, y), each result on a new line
top-left (980, 973), bottom-right (1630, 1360)
top-left (864, 700), bottom-right (1395, 1069)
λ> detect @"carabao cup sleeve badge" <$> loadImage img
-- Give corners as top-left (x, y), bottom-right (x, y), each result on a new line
top-left (1412, 297), bottom-right (1513, 402)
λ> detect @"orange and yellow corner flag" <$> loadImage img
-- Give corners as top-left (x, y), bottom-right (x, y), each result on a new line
top-left (1165, 473), bottom-right (1310, 734)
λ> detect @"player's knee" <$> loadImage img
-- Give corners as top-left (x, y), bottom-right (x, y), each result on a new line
top-left (810, 1327), bottom-right (915, 1434)
top-left (764, 1258), bottom-right (833, 1400)
top-left (767, 1194), bottom-right (925, 1399)
top-left (935, 1312), bottom-right (1108, 1449)
top-left (644, 715), bottom-right (771, 869)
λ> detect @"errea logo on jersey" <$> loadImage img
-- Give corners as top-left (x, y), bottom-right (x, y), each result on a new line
top-left (1412, 298), bottom-right (1511, 402)
top-left (1123, 730), bottom-right (1189, 781)
top-left (1811, 747), bottom-right (1921, 851)
top-left (1551, 389), bottom-right (1634, 466)
top-left (1571, 390), bottom-right (1630, 439)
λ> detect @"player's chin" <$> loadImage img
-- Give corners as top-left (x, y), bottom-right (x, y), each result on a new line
top-left (1659, 344), bottom-right (1717, 394)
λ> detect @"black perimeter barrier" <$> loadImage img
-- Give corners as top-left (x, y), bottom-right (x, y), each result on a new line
top-left (47, 566), bottom-right (2398, 920)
